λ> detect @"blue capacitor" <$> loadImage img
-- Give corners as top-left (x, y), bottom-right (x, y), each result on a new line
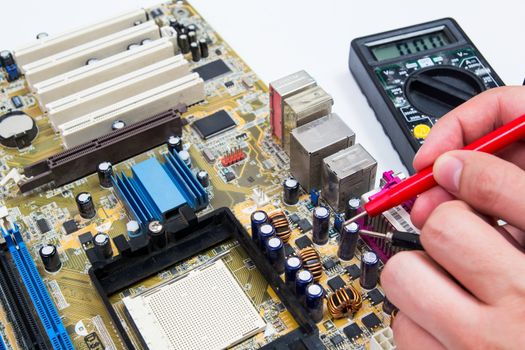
top-left (360, 251), bottom-right (379, 289)
top-left (258, 223), bottom-right (275, 251)
top-left (295, 269), bottom-right (314, 300)
top-left (285, 256), bottom-right (302, 287)
top-left (305, 283), bottom-right (325, 323)
top-left (250, 210), bottom-right (268, 245)
top-left (338, 222), bottom-right (360, 261)
top-left (312, 206), bottom-right (330, 245)
top-left (266, 236), bottom-right (285, 274)
top-left (309, 189), bottom-right (320, 206)
top-left (333, 213), bottom-right (345, 232)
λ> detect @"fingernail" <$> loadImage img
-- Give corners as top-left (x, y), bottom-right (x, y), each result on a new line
top-left (433, 154), bottom-right (463, 193)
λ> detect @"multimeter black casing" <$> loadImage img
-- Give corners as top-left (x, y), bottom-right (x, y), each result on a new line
top-left (349, 18), bottom-right (504, 173)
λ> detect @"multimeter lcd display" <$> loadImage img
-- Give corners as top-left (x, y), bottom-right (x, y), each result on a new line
top-left (370, 30), bottom-right (450, 61)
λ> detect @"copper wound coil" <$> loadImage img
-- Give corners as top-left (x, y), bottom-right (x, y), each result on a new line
top-left (298, 247), bottom-right (323, 281)
top-left (327, 286), bottom-right (362, 319)
top-left (269, 210), bottom-right (291, 243)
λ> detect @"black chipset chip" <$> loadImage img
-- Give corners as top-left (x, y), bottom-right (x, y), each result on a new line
top-left (362, 313), bottom-right (382, 330)
top-left (295, 235), bottom-right (312, 250)
top-left (345, 264), bottom-right (361, 280)
top-left (298, 218), bottom-right (312, 233)
top-left (62, 219), bottom-right (78, 235)
top-left (367, 289), bottom-right (384, 305)
top-left (193, 59), bottom-right (231, 81)
top-left (343, 323), bottom-right (362, 340)
top-left (36, 218), bottom-right (50, 234)
top-left (192, 110), bottom-right (236, 139)
top-left (327, 276), bottom-right (345, 291)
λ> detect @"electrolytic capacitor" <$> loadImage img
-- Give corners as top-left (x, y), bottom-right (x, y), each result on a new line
top-left (111, 120), bottom-right (126, 130)
top-left (93, 232), bottom-right (113, 259)
top-left (148, 220), bottom-right (167, 249)
top-left (186, 24), bottom-right (197, 33)
top-left (178, 34), bottom-right (190, 53)
top-left (178, 150), bottom-right (192, 167)
top-left (190, 42), bottom-right (201, 62)
top-left (266, 237), bottom-right (285, 274)
top-left (97, 161), bottom-right (113, 188)
top-left (188, 31), bottom-right (197, 43)
top-left (0, 51), bottom-right (14, 67)
top-left (250, 210), bottom-right (268, 245)
top-left (285, 256), bottom-right (302, 287)
top-left (258, 223), bottom-right (275, 251)
top-left (127, 220), bottom-right (141, 238)
top-left (312, 206), bottom-right (330, 245)
top-left (295, 269), bottom-right (314, 300)
top-left (360, 251), bottom-right (380, 290)
top-left (76, 192), bottom-right (96, 219)
top-left (199, 38), bottom-right (209, 58)
top-left (346, 197), bottom-right (361, 220)
top-left (39, 244), bottom-right (61, 272)
top-left (167, 135), bottom-right (183, 152)
top-left (283, 177), bottom-right (300, 205)
top-left (305, 283), bottom-right (325, 323)
top-left (338, 222), bottom-right (359, 261)
top-left (197, 170), bottom-right (210, 187)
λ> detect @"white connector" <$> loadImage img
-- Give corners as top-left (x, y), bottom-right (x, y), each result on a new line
top-left (14, 9), bottom-right (147, 67)
top-left (370, 327), bottom-right (396, 350)
top-left (46, 55), bottom-right (189, 127)
top-left (33, 38), bottom-right (175, 106)
top-left (23, 21), bottom-right (159, 85)
top-left (59, 73), bottom-right (204, 147)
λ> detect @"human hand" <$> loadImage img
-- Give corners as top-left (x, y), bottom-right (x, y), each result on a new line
top-left (381, 86), bottom-right (525, 349)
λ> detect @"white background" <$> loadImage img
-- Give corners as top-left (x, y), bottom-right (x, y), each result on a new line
top-left (2, 1), bottom-right (524, 175)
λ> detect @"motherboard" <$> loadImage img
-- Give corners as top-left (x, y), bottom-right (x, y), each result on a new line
top-left (0, 1), bottom-right (416, 349)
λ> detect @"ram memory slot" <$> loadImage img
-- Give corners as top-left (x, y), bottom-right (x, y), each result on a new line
top-left (1, 225), bottom-right (73, 350)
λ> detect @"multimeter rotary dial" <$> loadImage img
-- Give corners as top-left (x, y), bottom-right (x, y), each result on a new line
top-left (404, 65), bottom-right (486, 118)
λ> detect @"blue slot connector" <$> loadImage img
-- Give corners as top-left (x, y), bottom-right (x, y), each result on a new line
top-left (1, 224), bottom-right (74, 350)
top-left (113, 151), bottom-right (208, 227)
top-left (0, 334), bottom-right (6, 350)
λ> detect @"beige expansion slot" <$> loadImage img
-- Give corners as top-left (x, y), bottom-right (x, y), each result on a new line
top-left (59, 73), bottom-right (204, 147)
top-left (14, 9), bottom-right (147, 67)
top-left (46, 55), bottom-right (189, 127)
top-left (23, 21), bottom-right (160, 85)
top-left (33, 39), bottom-right (176, 106)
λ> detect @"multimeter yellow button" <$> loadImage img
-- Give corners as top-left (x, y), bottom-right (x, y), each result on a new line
top-left (413, 124), bottom-right (431, 139)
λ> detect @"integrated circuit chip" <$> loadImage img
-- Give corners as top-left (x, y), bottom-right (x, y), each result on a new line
top-left (343, 323), bottom-right (362, 340)
top-left (345, 264), bottom-right (361, 280)
top-left (298, 218), bottom-right (312, 233)
top-left (193, 59), bottom-right (232, 81)
top-left (327, 276), bottom-right (345, 291)
top-left (367, 289), bottom-right (384, 306)
top-left (36, 218), bottom-right (50, 234)
top-left (62, 219), bottom-right (78, 235)
top-left (361, 313), bottom-right (382, 330)
top-left (330, 334), bottom-right (344, 346)
top-left (192, 109), bottom-right (236, 139)
top-left (123, 260), bottom-right (265, 349)
top-left (295, 235), bottom-right (312, 250)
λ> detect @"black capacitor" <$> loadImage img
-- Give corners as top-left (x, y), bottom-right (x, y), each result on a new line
top-left (188, 31), bottom-right (197, 43)
top-left (295, 269), bottom-right (314, 300)
top-left (382, 296), bottom-right (397, 315)
top-left (167, 135), bottom-right (183, 152)
top-left (76, 192), bottom-right (96, 219)
top-left (283, 177), bottom-right (300, 205)
top-left (312, 206), bottom-right (330, 245)
top-left (190, 42), bottom-right (201, 62)
top-left (0, 51), bottom-right (14, 67)
top-left (93, 232), bottom-right (113, 259)
top-left (97, 161), bottom-right (113, 188)
top-left (257, 223), bottom-right (275, 251)
top-left (285, 256), bottom-right (302, 287)
top-left (345, 197), bottom-right (361, 220)
top-left (197, 170), bottom-right (209, 188)
top-left (266, 237), bottom-right (285, 274)
top-left (305, 283), bottom-right (325, 323)
top-left (148, 220), bottom-right (167, 249)
top-left (178, 34), bottom-right (190, 54)
top-left (169, 19), bottom-right (180, 31)
top-left (199, 38), bottom-right (209, 58)
top-left (111, 120), bottom-right (126, 130)
top-left (39, 244), bottom-right (61, 272)
top-left (186, 24), bottom-right (197, 33)
top-left (338, 222), bottom-right (360, 261)
top-left (250, 210), bottom-right (268, 245)
top-left (360, 251), bottom-right (380, 289)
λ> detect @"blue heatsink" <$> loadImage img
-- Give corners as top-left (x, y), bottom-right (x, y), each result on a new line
top-left (1, 224), bottom-right (74, 350)
top-left (113, 151), bottom-right (208, 227)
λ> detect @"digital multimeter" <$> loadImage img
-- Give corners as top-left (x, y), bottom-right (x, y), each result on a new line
top-left (349, 18), bottom-right (504, 173)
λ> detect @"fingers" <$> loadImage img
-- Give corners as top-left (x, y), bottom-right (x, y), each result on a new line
top-left (381, 251), bottom-right (481, 349)
top-left (410, 187), bottom-right (454, 229)
top-left (392, 312), bottom-right (445, 350)
top-left (421, 200), bottom-right (525, 305)
top-left (413, 86), bottom-right (525, 171)
top-left (433, 150), bottom-right (525, 230)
